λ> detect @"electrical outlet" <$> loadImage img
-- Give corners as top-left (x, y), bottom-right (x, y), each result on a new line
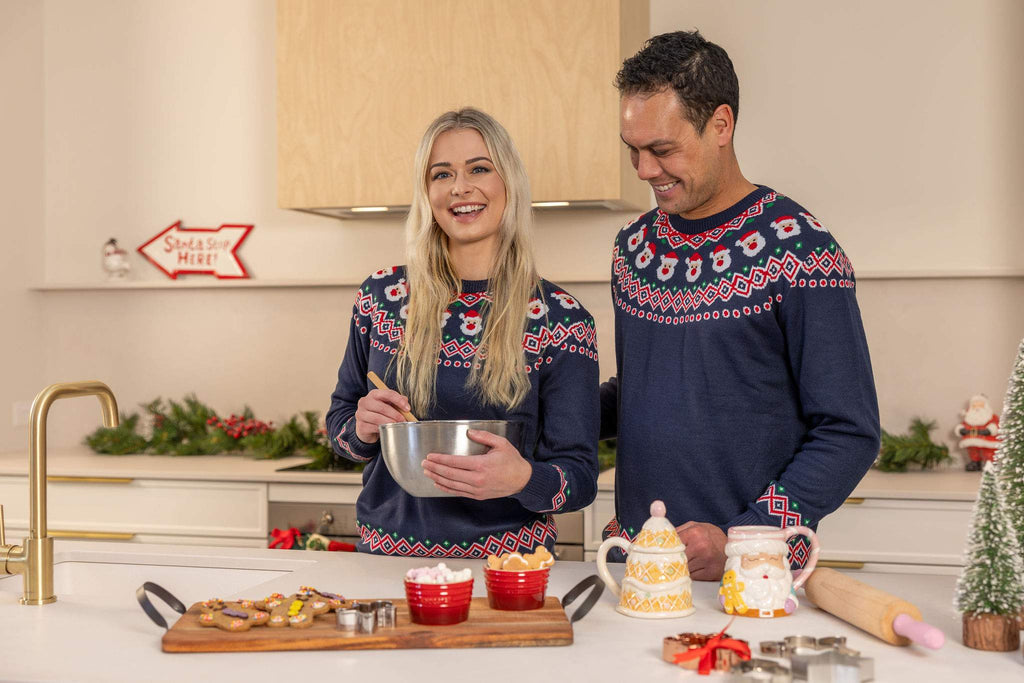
top-left (12, 400), bottom-right (32, 427)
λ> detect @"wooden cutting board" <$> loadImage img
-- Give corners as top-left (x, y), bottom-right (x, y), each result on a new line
top-left (162, 597), bottom-right (572, 652)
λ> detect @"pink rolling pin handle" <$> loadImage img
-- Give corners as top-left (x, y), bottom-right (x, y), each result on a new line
top-left (892, 613), bottom-right (945, 649)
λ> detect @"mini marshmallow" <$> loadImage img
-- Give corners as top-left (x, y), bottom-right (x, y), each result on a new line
top-left (404, 562), bottom-right (473, 584)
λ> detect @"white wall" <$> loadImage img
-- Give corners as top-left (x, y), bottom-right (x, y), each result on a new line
top-left (0, 1), bottom-right (45, 452)
top-left (1, 0), bottom-right (1021, 463)
top-left (655, 0), bottom-right (1024, 276)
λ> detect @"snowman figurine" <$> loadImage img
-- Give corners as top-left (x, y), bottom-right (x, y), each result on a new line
top-left (102, 238), bottom-right (131, 281)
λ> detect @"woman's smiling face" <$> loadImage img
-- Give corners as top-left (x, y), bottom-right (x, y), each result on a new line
top-left (427, 128), bottom-right (507, 254)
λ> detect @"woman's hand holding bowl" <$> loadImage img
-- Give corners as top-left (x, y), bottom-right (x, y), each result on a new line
top-left (422, 429), bottom-right (532, 500)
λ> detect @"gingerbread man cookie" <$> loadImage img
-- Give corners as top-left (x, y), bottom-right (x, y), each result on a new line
top-left (487, 546), bottom-right (556, 570)
top-left (197, 598), bottom-right (271, 632)
top-left (524, 546), bottom-right (555, 569)
top-left (259, 587), bottom-right (336, 628)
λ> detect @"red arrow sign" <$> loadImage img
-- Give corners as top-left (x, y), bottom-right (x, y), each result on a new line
top-left (137, 221), bottom-right (253, 279)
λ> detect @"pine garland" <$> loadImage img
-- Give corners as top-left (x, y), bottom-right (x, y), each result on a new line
top-left (875, 418), bottom-right (950, 472)
top-left (84, 395), bottom-right (352, 471)
top-left (996, 339), bottom-right (1024, 569)
top-left (954, 461), bottom-right (1024, 616)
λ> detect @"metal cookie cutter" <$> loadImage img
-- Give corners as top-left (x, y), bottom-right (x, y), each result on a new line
top-left (722, 658), bottom-right (793, 682)
top-left (791, 650), bottom-right (874, 683)
top-left (347, 601), bottom-right (377, 633)
top-left (371, 600), bottom-right (396, 629)
top-left (335, 607), bottom-right (359, 632)
top-left (760, 635), bottom-right (861, 658)
top-left (760, 636), bottom-right (874, 682)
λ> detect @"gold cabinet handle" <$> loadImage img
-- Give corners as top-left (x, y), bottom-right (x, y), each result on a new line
top-left (49, 530), bottom-right (135, 541)
top-left (46, 476), bottom-right (134, 484)
top-left (844, 497), bottom-right (865, 505)
top-left (817, 560), bottom-right (865, 569)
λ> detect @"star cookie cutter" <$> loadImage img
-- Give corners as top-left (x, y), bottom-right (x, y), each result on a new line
top-left (760, 635), bottom-right (861, 658)
top-left (758, 636), bottom-right (874, 682)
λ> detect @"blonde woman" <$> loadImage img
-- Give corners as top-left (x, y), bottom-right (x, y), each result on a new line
top-left (326, 108), bottom-right (599, 557)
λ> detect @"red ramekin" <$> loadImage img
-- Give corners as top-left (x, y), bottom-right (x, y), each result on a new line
top-left (483, 566), bottom-right (550, 611)
top-left (404, 579), bottom-right (474, 625)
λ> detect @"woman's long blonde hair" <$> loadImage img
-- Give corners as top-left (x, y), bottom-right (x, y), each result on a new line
top-left (395, 108), bottom-right (539, 416)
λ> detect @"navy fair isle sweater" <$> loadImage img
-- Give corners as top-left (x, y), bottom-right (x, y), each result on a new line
top-left (600, 187), bottom-right (880, 566)
top-left (327, 267), bottom-right (600, 558)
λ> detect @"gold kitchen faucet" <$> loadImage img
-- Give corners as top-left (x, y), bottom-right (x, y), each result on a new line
top-left (0, 381), bottom-right (118, 604)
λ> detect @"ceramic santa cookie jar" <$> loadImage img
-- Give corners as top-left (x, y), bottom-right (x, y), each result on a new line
top-left (718, 525), bottom-right (820, 619)
top-left (595, 500), bottom-right (695, 618)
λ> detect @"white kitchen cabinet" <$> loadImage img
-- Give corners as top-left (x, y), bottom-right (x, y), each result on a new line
top-left (0, 475), bottom-right (268, 548)
top-left (815, 470), bottom-right (979, 575)
top-left (584, 490), bottom-right (615, 555)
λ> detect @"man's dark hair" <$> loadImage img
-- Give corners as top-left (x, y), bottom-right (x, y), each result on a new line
top-left (615, 30), bottom-right (739, 135)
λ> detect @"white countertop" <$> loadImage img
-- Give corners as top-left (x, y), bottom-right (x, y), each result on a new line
top-left (0, 447), bottom-right (364, 485)
top-left (0, 541), bottom-right (1019, 682)
top-left (1, 448), bottom-right (979, 499)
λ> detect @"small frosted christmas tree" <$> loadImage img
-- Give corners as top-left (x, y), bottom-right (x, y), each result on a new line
top-left (954, 460), bottom-right (1024, 651)
top-left (997, 339), bottom-right (1024, 571)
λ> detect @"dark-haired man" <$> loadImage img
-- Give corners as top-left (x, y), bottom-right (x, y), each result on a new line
top-left (600, 31), bottom-right (880, 580)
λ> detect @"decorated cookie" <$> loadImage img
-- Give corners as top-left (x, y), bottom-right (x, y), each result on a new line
top-left (197, 598), bottom-right (270, 632)
top-left (524, 546), bottom-right (555, 569)
top-left (299, 585), bottom-right (345, 611)
top-left (258, 588), bottom-right (337, 628)
top-left (486, 546), bottom-right (556, 571)
top-left (501, 553), bottom-right (531, 571)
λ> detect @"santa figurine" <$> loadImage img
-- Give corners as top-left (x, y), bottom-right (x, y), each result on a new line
top-left (102, 238), bottom-right (130, 281)
top-left (955, 394), bottom-right (1000, 471)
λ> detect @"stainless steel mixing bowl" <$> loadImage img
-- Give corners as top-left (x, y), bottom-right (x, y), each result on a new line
top-left (379, 420), bottom-right (524, 497)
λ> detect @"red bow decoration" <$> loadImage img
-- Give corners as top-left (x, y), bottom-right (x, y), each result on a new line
top-left (673, 618), bottom-right (751, 675)
top-left (327, 540), bottom-right (356, 552)
top-left (269, 527), bottom-right (302, 550)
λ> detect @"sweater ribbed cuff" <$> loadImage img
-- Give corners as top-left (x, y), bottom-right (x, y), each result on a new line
top-left (723, 508), bottom-right (763, 532)
top-left (335, 416), bottom-right (380, 462)
top-left (512, 462), bottom-right (566, 513)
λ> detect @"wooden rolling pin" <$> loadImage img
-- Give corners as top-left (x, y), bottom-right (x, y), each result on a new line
top-left (803, 567), bottom-right (945, 649)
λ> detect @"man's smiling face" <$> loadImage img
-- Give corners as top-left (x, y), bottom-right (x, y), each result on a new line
top-left (620, 89), bottom-right (724, 218)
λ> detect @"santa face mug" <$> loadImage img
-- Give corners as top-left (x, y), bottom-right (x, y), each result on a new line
top-left (717, 525), bottom-right (820, 618)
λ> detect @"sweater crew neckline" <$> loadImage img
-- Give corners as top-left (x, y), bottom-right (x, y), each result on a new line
top-left (665, 185), bottom-right (771, 236)
top-left (460, 278), bottom-right (489, 294)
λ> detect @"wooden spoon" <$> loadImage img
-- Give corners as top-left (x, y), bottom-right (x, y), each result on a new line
top-left (366, 371), bottom-right (418, 422)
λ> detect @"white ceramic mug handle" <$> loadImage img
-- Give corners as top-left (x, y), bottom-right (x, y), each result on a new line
top-left (595, 536), bottom-right (631, 597)
top-left (784, 525), bottom-right (820, 591)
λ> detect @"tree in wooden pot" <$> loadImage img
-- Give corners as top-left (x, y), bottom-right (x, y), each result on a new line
top-left (954, 460), bottom-right (1023, 651)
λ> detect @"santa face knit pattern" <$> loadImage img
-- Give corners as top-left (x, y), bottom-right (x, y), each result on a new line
top-left (327, 268), bottom-right (600, 558)
top-left (600, 186), bottom-right (881, 567)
